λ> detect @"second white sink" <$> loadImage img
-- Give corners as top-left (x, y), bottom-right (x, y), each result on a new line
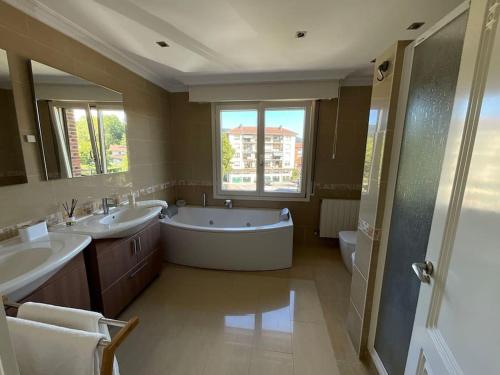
top-left (53, 205), bottom-right (163, 239)
top-left (0, 232), bottom-right (91, 301)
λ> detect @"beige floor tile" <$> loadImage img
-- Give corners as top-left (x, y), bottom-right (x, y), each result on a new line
top-left (290, 279), bottom-right (326, 323)
top-left (254, 329), bottom-right (293, 353)
top-left (249, 349), bottom-right (294, 375)
top-left (292, 321), bottom-right (340, 375)
top-left (202, 340), bottom-right (252, 375)
top-left (336, 360), bottom-right (375, 375)
top-left (117, 243), bottom-right (370, 375)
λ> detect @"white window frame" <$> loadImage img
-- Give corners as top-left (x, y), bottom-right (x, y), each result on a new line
top-left (212, 101), bottom-right (315, 201)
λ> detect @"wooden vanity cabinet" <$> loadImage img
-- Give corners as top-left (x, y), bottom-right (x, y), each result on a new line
top-left (12, 252), bottom-right (91, 311)
top-left (84, 219), bottom-right (162, 318)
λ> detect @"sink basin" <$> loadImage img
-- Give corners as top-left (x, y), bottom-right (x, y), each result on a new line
top-left (0, 232), bottom-right (91, 301)
top-left (52, 205), bottom-right (162, 239)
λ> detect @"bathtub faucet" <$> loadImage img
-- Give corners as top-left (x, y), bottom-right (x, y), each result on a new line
top-left (224, 199), bottom-right (233, 209)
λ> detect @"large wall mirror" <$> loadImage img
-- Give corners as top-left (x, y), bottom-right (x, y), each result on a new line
top-left (30, 60), bottom-right (128, 180)
top-left (0, 48), bottom-right (27, 186)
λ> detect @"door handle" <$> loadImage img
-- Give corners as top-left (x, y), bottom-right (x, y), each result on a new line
top-left (412, 261), bottom-right (434, 284)
top-left (131, 239), bottom-right (137, 255)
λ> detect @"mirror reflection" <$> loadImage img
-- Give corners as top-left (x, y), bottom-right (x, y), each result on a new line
top-left (30, 60), bottom-right (128, 180)
top-left (0, 48), bottom-right (27, 186)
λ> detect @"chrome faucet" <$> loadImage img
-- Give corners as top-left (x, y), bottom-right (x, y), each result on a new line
top-left (224, 199), bottom-right (233, 209)
top-left (202, 192), bottom-right (207, 208)
top-left (102, 197), bottom-right (116, 215)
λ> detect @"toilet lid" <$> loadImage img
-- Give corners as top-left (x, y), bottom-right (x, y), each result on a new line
top-left (339, 231), bottom-right (357, 245)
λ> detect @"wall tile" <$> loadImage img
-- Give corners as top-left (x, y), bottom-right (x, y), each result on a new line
top-left (350, 265), bottom-right (367, 316)
top-left (354, 231), bottom-right (375, 279)
top-left (346, 301), bottom-right (362, 354)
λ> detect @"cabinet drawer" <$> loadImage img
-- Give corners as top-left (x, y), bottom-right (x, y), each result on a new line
top-left (101, 249), bottom-right (162, 318)
top-left (98, 237), bottom-right (138, 291)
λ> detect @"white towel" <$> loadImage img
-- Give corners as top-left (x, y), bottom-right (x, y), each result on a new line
top-left (18, 302), bottom-right (120, 375)
top-left (7, 317), bottom-right (104, 375)
top-left (135, 199), bottom-right (168, 209)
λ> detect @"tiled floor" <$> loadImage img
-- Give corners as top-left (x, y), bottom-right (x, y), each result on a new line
top-left (117, 243), bottom-right (374, 375)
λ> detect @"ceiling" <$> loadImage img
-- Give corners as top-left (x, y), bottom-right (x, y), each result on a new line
top-left (9, 0), bottom-right (463, 91)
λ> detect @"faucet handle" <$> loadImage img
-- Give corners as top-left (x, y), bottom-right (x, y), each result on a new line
top-left (103, 197), bottom-right (117, 205)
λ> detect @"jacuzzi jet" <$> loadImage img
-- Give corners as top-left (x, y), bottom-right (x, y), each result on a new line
top-left (246, 222), bottom-right (251, 227)
top-left (209, 220), bottom-right (214, 225)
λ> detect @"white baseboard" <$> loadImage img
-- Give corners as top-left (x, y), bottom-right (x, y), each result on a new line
top-left (369, 348), bottom-right (388, 375)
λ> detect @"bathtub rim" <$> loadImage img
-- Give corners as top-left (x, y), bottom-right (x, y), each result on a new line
top-left (160, 206), bottom-right (293, 234)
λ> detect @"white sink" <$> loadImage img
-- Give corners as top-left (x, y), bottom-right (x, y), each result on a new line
top-left (52, 205), bottom-right (162, 239)
top-left (0, 232), bottom-right (91, 301)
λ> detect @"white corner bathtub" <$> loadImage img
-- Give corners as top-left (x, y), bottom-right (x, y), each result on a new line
top-left (160, 206), bottom-right (293, 271)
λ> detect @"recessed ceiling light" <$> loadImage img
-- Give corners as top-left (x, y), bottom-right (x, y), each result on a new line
top-left (407, 22), bottom-right (425, 30)
top-left (156, 41), bottom-right (169, 47)
top-left (295, 31), bottom-right (307, 39)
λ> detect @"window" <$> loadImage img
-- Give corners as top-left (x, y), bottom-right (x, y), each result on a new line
top-left (213, 101), bottom-right (314, 200)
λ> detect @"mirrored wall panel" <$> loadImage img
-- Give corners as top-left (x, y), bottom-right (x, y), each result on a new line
top-left (30, 60), bottom-right (128, 180)
top-left (0, 49), bottom-right (27, 186)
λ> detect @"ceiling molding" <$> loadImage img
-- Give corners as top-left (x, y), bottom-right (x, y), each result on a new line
top-left (189, 80), bottom-right (340, 102)
top-left (4, 0), bottom-right (187, 92)
top-left (179, 69), bottom-right (351, 86)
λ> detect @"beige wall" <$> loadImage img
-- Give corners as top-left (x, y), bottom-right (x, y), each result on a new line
top-left (346, 41), bottom-right (409, 356)
top-left (170, 86), bottom-right (372, 244)
top-left (0, 1), bottom-right (174, 234)
top-left (0, 87), bottom-right (26, 186)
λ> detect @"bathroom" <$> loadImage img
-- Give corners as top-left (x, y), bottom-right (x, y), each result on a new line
top-left (1, 0), bottom-right (499, 374)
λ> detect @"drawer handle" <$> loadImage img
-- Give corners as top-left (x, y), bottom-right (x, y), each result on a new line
top-left (131, 239), bottom-right (138, 255)
top-left (129, 262), bottom-right (148, 279)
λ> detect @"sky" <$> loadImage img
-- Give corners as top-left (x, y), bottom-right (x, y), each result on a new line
top-left (221, 109), bottom-right (305, 136)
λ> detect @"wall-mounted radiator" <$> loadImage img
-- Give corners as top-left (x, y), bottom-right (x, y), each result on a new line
top-left (319, 199), bottom-right (360, 238)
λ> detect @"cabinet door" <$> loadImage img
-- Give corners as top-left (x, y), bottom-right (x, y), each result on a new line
top-left (137, 221), bottom-right (160, 261)
top-left (20, 252), bottom-right (90, 310)
top-left (97, 237), bottom-right (138, 291)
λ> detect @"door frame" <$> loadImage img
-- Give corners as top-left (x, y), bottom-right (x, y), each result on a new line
top-left (365, 2), bottom-right (471, 373)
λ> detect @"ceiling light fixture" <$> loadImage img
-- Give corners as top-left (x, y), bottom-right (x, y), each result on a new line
top-left (407, 22), bottom-right (425, 30)
top-left (156, 41), bottom-right (169, 47)
top-left (295, 31), bottom-right (307, 39)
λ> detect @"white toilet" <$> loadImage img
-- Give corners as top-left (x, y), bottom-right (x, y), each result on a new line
top-left (339, 231), bottom-right (357, 273)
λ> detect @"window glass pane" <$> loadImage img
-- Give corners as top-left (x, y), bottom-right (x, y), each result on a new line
top-left (220, 109), bottom-right (258, 191)
top-left (100, 109), bottom-right (128, 173)
top-left (90, 108), bottom-right (102, 166)
top-left (264, 108), bottom-right (305, 193)
top-left (65, 108), bottom-right (98, 177)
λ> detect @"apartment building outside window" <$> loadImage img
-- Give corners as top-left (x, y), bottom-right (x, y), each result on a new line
top-left (212, 101), bottom-right (314, 200)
